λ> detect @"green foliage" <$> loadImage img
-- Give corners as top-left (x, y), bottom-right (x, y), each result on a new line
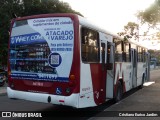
top-left (0, 43), bottom-right (8, 66)
top-left (136, 0), bottom-right (160, 41)
top-left (117, 22), bottom-right (139, 41)
top-left (137, 0), bottom-right (160, 27)
top-left (156, 32), bottom-right (160, 39)
top-left (149, 32), bottom-right (160, 40)
top-left (21, 0), bottom-right (82, 16)
top-left (0, 0), bottom-right (82, 66)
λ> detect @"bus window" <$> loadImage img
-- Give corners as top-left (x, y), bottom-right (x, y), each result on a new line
top-left (106, 42), bottom-right (114, 70)
top-left (10, 20), bottom-right (54, 73)
top-left (114, 38), bottom-right (122, 62)
top-left (125, 42), bottom-right (131, 62)
top-left (81, 27), bottom-right (100, 62)
top-left (101, 43), bottom-right (105, 64)
top-left (142, 48), bottom-right (146, 62)
top-left (107, 44), bottom-right (111, 63)
top-left (138, 47), bottom-right (142, 62)
top-left (122, 41), bottom-right (126, 62)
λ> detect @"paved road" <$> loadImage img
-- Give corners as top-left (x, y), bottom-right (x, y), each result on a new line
top-left (0, 82), bottom-right (7, 94)
top-left (0, 69), bottom-right (160, 120)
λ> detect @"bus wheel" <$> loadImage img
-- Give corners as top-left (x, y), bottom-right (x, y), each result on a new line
top-left (114, 81), bottom-right (123, 102)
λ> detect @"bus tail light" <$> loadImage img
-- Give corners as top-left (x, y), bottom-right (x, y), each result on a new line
top-left (69, 75), bottom-right (75, 81)
top-left (69, 74), bottom-right (75, 86)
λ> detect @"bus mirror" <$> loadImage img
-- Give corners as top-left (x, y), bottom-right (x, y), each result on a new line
top-left (106, 63), bottom-right (113, 70)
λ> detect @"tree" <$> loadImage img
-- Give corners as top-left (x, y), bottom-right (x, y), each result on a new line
top-left (156, 32), bottom-right (160, 40)
top-left (137, 0), bottom-right (160, 42)
top-left (137, 0), bottom-right (160, 29)
top-left (21, 0), bottom-right (82, 16)
top-left (117, 22), bottom-right (139, 41)
top-left (0, 0), bottom-right (82, 67)
top-left (135, 0), bottom-right (160, 62)
top-left (0, 0), bottom-right (23, 67)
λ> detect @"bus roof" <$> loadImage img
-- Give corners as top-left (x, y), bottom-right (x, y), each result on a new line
top-left (13, 13), bottom-right (125, 40)
top-left (78, 15), bottom-right (122, 40)
top-left (78, 15), bottom-right (148, 49)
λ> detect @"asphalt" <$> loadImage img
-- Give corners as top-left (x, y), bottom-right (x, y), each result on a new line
top-left (0, 82), bottom-right (7, 95)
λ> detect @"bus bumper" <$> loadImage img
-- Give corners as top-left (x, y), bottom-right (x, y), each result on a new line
top-left (7, 87), bottom-right (79, 108)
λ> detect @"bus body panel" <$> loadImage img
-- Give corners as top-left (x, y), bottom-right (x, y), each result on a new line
top-left (7, 87), bottom-right (79, 108)
top-left (79, 63), bottom-right (97, 107)
top-left (7, 13), bottom-right (150, 108)
top-left (8, 14), bottom-right (80, 97)
top-left (137, 62), bottom-right (146, 86)
top-left (114, 62), bottom-right (132, 92)
top-left (90, 64), bottom-right (107, 105)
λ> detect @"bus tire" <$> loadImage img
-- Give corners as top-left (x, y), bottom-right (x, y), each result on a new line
top-left (114, 81), bottom-right (123, 102)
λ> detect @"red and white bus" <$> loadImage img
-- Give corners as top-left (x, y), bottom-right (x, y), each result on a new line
top-left (7, 13), bottom-right (150, 108)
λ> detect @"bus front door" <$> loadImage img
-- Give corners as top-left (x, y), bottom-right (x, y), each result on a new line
top-left (146, 52), bottom-right (150, 81)
top-left (131, 49), bottom-right (137, 88)
top-left (100, 42), bottom-right (107, 103)
top-left (101, 41), bottom-right (115, 101)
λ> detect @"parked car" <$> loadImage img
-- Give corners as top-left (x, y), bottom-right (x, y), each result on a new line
top-left (0, 69), bottom-right (7, 87)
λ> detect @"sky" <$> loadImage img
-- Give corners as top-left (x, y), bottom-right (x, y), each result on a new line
top-left (60, 0), bottom-right (160, 50)
top-left (60, 0), bottom-right (155, 33)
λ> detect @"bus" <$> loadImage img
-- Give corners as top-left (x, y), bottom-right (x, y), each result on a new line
top-left (7, 13), bottom-right (150, 108)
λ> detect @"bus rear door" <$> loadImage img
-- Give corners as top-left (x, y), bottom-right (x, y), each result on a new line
top-left (106, 42), bottom-right (115, 99)
top-left (131, 49), bottom-right (137, 88)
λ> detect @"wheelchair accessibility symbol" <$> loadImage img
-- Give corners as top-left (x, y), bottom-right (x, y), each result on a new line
top-left (56, 87), bottom-right (62, 95)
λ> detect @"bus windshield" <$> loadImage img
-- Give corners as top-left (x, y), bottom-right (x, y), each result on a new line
top-left (9, 17), bottom-right (74, 82)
